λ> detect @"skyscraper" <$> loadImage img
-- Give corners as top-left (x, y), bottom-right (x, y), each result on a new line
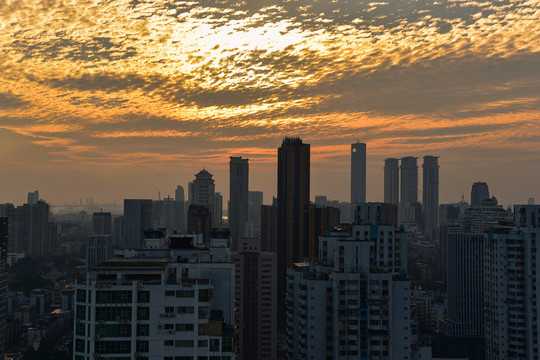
top-left (152, 197), bottom-right (184, 232)
top-left (229, 157), bottom-right (249, 250)
top-left (123, 199), bottom-right (152, 249)
top-left (92, 211), bottom-right (112, 235)
top-left (351, 142), bottom-right (367, 204)
top-left (400, 156), bottom-right (418, 205)
top-left (175, 185), bottom-right (185, 203)
top-left (384, 158), bottom-right (399, 205)
top-left (471, 182), bottom-right (489, 207)
top-left (277, 137), bottom-right (310, 305)
top-left (188, 169), bottom-right (217, 227)
top-left (232, 238), bottom-right (277, 360)
top-left (247, 191), bottom-right (263, 237)
top-left (0, 217), bottom-right (6, 357)
top-left (422, 156), bottom-right (439, 240)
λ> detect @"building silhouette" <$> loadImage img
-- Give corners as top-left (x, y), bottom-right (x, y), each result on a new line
top-left (384, 158), bottom-right (399, 205)
top-left (123, 199), bottom-right (152, 249)
top-left (152, 197), bottom-right (184, 233)
top-left (92, 211), bottom-right (112, 236)
top-left (247, 191), bottom-right (263, 237)
top-left (400, 156), bottom-right (418, 205)
top-left (232, 238), bottom-right (277, 360)
top-left (0, 217), bottom-right (7, 357)
top-left (189, 169), bottom-right (217, 228)
top-left (277, 137), bottom-right (310, 306)
top-left (471, 182), bottom-right (489, 207)
top-left (422, 156), bottom-right (439, 240)
top-left (229, 157), bottom-right (249, 250)
top-left (260, 205), bottom-right (277, 252)
top-left (351, 142), bottom-right (367, 203)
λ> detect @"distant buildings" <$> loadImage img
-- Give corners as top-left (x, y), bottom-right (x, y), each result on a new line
top-left (400, 156), bottom-right (418, 206)
top-left (422, 156), bottom-right (439, 240)
top-left (0, 217), bottom-right (7, 357)
top-left (247, 191), bottom-right (263, 237)
top-left (260, 205), bottom-right (277, 253)
top-left (229, 157), bottom-right (249, 250)
top-left (384, 158), bottom-right (399, 205)
top-left (123, 199), bottom-right (152, 249)
top-left (92, 211), bottom-right (112, 236)
top-left (351, 142), bottom-right (367, 204)
top-left (232, 238), bottom-right (277, 360)
top-left (86, 235), bottom-right (113, 270)
top-left (471, 182), bottom-right (489, 207)
top-left (189, 169), bottom-right (219, 229)
top-left (152, 197), bottom-right (184, 233)
top-left (277, 137), bottom-right (310, 306)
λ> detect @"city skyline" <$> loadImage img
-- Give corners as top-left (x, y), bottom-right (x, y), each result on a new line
top-left (0, 0), bottom-right (539, 207)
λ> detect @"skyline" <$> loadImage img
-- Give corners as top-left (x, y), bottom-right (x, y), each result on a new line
top-left (1, 0), bottom-right (539, 206)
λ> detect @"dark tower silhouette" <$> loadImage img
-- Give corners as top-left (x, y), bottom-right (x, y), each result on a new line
top-left (471, 182), bottom-right (489, 207)
top-left (277, 137), bottom-right (310, 307)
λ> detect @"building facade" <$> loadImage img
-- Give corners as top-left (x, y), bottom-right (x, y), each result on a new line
top-left (384, 158), bottom-right (399, 205)
top-left (232, 238), bottom-right (277, 360)
top-left (92, 211), bottom-right (112, 236)
top-left (74, 240), bottom-right (235, 360)
top-left (471, 182), bottom-right (489, 207)
top-left (123, 199), bottom-right (152, 249)
top-left (351, 142), bottom-right (367, 204)
top-left (277, 137), bottom-right (310, 306)
top-left (422, 156), bottom-right (439, 240)
top-left (229, 157), bottom-right (249, 250)
top-left (287, 223), bottom-right (411, 360)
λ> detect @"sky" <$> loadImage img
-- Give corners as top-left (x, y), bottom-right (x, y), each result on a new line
top-left (0, 0), bottom-right (539, 208)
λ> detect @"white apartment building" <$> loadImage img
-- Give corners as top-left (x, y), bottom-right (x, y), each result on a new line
top-left (73, 238), bottom-right (235, 360)
top-left (287, 224), bottom-right (411, 360)
top-left (484, 205), bottom-right (540, 360)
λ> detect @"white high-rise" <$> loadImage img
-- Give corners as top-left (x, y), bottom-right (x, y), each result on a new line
top-left (287, 216), bottom-right (410, 360)
top-left (74, 236), bottom-right (235, 360)
top-left (351, 142), bottom-right (367, 204)
top-left (484, 205), bottom-right (540, 360)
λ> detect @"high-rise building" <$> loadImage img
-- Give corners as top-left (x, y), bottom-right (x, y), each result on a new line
top-left (189, 169), bottom-right (217, 227)
top-left (304, 205), bottom-right (340, 258)
top-left (229, 157), bottom-right (249, 250)
top-left (152, 197), bottom-right (184, 233)
top-left (400, 156), bottom-right (418, 205)
top-left (74, 239), bottom-right (235, 359)
top-left (92, 211), bottom-right (112, 235)
top-left (27, 190), bottom-right (39, 205)
top-left (351, 142), bottom-right (367, 204)
top-left (277, 137), bottom-right (310, 306)
top-left (260, 205), bottom-right (277, 252)
top-left (422, 156), bottom-right (439, 240)
top-left (232, 238), bottom-right (277, 360)
top-left (247, 191), bottom-right (263, 237)
top-left (123, 199), bottom-right (152, 249)
top-left (113, 216), bottom-right (124, 247)
top-left (175, 185), bottom-right (185, 203)
top-left (214, 192), bottom-right (223, 229)
top-left (86, 235), bottom-right (113, 270)
top-left (6, 200), bottom-right (54, 256)
top-left (188, 204), bottom-right (212, 245)
top-left (484, 205), bottom-right (540, 360)
top-left (384, 158), bottom-right (399, 205)
top-left (0, 217), bottom-right (7, 357)
top-left (287, 222), bottom-right (410, 360)
top-left (471, 182), bottom-right (489, 207)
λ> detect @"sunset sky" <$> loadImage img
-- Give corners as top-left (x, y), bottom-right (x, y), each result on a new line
top-left (1, 0), bottom-right (539, 207)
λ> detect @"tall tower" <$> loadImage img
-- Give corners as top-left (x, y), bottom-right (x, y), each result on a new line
top-left (277, 137), bottom-right (310, 306)
top-left (92, 211), bottom-right (112, 235)
top-left (470, 182), bottom-right (489, 207)
top-left (384, 158), bottom-right (399, 205)
top-left (123, 199), bottom-right (152, 249)
top-left (351, 142), bottom-right (367, 204)
top-left (422, 156), bottom-right (439, 240)
top-left (400, 156), bottom-right (418, 205)
top-left (0, 217), bottom-right (7, 357)
top-left (188, 169), bottom-right (216, 227)
top-left (229, 157), bottom-right (249, 250)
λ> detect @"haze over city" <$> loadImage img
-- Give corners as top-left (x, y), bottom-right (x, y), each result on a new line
top-left (1, 0), bottom-right (539, 206)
